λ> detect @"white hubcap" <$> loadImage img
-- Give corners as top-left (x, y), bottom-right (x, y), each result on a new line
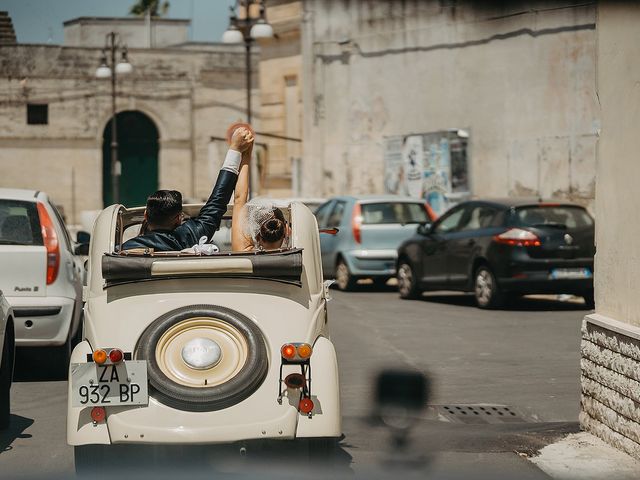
top-left (475, 270), bottom-right (493, 305)
top-left (398, 264), bottom-right (413, 295)
top-left (336, 262), bottom-right (349, 289)
top-left (181, 338), bottom-right (222, 370)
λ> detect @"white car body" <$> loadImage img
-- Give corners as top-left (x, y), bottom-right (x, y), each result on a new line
top-left (0, 189), bottom-right (83, 349)
top-left (67, 201), bottom-right (341, 448)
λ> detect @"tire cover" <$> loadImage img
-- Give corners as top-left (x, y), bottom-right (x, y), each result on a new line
top-left (136, 305), bottom-right (268, 412)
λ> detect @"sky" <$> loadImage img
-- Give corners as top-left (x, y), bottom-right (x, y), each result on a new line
top-left (0, 0), bottom-right (233, 44)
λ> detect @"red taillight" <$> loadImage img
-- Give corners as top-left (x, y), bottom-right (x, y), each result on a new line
top-left (281, 344), bottom-right (296, 360)
top-left (493, 228), bottom-right (541, 247)
top-left (91, 406), bottom-right (106, 423)
top-left (352, 203), bottom-right (362, 244)
top-left (36, 202), bottom-right (60, 285)
top-left (109, 348), bottom-right (124, 364)
top-left (299, 398), bottom-right (314, 414)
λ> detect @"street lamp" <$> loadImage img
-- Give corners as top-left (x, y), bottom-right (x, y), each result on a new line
top-left (95, 32), bottom-right (133, 205)
top-left (222, 1), bottom-right (274, 124)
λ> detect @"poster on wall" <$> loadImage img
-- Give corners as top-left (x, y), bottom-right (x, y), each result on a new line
top-left (402, 135), bottom-right (425, 198)
top-left (384, 130), bottom-right (469, 215)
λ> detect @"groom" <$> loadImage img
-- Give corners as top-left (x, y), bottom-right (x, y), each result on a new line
top-left (121, 126), bottom-right (254, 251)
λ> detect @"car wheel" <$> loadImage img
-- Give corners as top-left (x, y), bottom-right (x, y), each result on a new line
top-left (335, 259), bottom-right (357, 291)
top-left (0, 325), bottom-right (14, 430)
top-left (136, 305), bottom-right (268, 412)
top-left (474, 266), bottom-right (504, 309)
top-left (583, 291), bottom-right (595, 309)
top-left (397, 261), bottom-right (421, 300)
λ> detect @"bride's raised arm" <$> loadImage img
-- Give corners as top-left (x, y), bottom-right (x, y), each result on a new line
top-left (231, 128), bottom-right (255, 252)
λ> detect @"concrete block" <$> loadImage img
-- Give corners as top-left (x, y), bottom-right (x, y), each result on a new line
top-left (580, 410), bottom-right (640, 460)
top-left (582, 376), bottom-right (640, 425)
top-left (581, 339), bottom-right (640, 383)
top-left (582, 320), bottom-right (640, 363)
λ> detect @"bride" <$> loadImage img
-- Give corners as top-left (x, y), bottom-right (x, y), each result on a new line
top-left (230, 126), bottom-right (289, 252)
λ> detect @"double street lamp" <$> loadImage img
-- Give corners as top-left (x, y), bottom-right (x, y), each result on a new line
top-left (222, 1), bottom-right (274, 124)
top-left (96, 32), bottom-right (133, 205)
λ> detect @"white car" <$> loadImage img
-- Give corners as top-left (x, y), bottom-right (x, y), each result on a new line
top-left (0, 291), bottom-right (14, 430)
top-left (67, 201), bottom-right (341, 471)
top-left (0, 189), bottom-right (85, 367)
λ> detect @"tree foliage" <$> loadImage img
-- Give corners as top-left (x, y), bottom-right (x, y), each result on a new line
top-left (129, 0), bottom-right (170, 17)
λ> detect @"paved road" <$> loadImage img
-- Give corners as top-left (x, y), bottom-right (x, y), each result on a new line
top-left (0, 288), bottom-right (589, 478)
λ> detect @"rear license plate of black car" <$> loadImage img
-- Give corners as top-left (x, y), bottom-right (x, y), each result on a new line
top-left (550, 268), bottom-right (592, 279)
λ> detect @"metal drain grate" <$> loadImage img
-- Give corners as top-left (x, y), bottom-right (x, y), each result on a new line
top-left (432, 404), bottom-right (535, 424)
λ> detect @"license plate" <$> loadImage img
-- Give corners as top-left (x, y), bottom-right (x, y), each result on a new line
top-left (550, 268), bottom-right (592, 279)
top-left (71, 361), bottom-right (148, 407)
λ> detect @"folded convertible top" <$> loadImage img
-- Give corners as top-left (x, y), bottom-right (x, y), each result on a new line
top-left (102, 248), bottom-right (303, 287)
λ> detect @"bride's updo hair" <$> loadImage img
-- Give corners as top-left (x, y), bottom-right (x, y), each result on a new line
top-left (258, 208), bottom-right (286, 244)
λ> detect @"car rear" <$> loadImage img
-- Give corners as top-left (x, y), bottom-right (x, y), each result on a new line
top-left (0, 194), bottom-right (77, 347)
top-left (68, 203), bottom-right (341, 465)
top-left (344, 199), bottom-right (434, 279)
top-left (490, 203), bottom-right (595, 296)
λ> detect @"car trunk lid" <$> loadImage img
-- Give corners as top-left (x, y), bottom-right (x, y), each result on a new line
top-left (357, 201), bottom-right (431, 250)
top-left (510, 205), bottom-right (595, 260)
top-left (0, 199), bottom-right (47, 297)
top-left (0, 245), bottom-right (47, 297)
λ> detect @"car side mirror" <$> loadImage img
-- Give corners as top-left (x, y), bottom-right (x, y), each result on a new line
top-left (76, 231), bottom-right (91, 244)
top-left (417, 223), bottom-right (432, 236)
top-left (74, 243), bottom-right (90, 256)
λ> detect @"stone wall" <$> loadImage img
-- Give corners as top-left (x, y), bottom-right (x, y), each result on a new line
top-left (63, 17), bottom-right (190, 49)
top-left (256, 0), bottom-right (302, 195)
top-left (301, 0), bottom-right (598, 208)
top-left (580, 315), bottom-right (640, 459)
top-left (0, 43), bottom-right (256, 223)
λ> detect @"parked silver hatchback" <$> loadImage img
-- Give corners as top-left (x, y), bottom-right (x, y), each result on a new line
top-left (0, 189), bottom-right (86, 368)
top-left (315, 196), bottom-right (436, 290)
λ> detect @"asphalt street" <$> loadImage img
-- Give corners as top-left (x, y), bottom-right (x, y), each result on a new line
top-left (0, 288), bottom-right (589, 479)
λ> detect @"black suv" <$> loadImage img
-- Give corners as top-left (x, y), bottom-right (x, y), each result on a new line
top-left (396, 199), bottom-right (595, 308)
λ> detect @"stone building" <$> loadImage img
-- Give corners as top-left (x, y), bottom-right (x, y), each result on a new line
top-left (300, 0), bottom-right (598, 214)
top-left (254, 0), bottom-right (303, 196)
top-left (580, 1), bottom-right (640, 460)
top-left (0, 15), bottom-right (257, 225)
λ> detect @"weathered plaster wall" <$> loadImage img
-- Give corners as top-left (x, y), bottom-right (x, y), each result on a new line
top-left (301, 0), bottom-right (598, 208)
top-left (579, 2), bottom-right (640, 460)
top-left (593, 2), bottom-right (640, 327)
top-left (0, 43), bottom-right (256, 222)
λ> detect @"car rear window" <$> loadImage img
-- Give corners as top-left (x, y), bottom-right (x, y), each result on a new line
top-left (0, 200), bottom-right (43, 246)
top-left (512, 206), bottom-right (594, 230)
top-left (361, 202), bottom-right (429, 225)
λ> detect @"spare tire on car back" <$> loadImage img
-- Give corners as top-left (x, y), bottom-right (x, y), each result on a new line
top-left (136, 305), bottom-right (268, 412)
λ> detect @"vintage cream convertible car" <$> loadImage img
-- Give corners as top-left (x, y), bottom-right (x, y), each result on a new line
top-left (67, 201), bottom-right (341, 470)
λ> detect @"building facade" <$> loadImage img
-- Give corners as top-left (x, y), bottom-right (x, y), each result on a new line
top-left (255, 0), bottom-right (303, 196)
top-left (301, 0), bottom-right (598, 213)
top-left (580, 1), bottom-right (640, 460)
top-left (0, 16), bottom-right (257, 226)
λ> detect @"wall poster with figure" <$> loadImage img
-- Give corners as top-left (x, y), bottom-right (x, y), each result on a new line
top-left (384, 130), bottom-right (470, 215)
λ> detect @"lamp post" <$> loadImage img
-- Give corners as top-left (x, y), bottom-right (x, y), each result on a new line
top-left (96, 32), bottom-right (133, 205)
top-left (222, 1), bottom-right (274, 124)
